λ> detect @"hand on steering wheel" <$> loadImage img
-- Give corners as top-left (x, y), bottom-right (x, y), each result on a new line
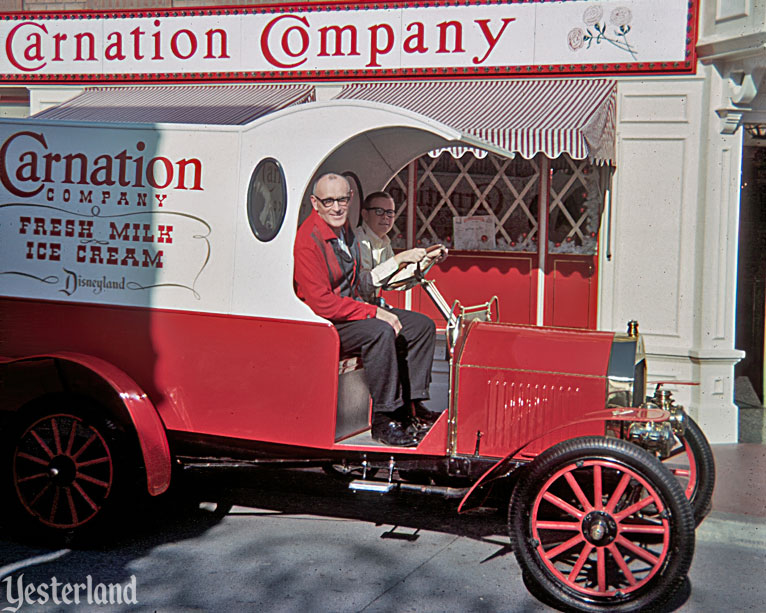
top-left (381, 244), bottom-right (447, 291)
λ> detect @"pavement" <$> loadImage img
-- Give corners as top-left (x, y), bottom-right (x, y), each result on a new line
top-left (697, 443), bottom-right (766, 548)
top-left (0, 443), bottom-right (762, 613)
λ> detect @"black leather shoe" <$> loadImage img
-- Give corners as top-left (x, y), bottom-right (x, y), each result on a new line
top-left (372, 415), bottom-right (419, 447)
top-left (412, 401), bottom-right (442, 428)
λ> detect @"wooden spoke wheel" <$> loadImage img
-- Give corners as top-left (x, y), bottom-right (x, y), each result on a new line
top-left (661, 416), bottom-right (715, 526)
top-left (9, 406), bottom-right (125, 535)
top-left (509, 437), bottom-right (694, 613)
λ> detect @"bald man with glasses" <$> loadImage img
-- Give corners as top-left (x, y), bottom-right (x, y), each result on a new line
top-left (294, 174), bottom-right (439, 447)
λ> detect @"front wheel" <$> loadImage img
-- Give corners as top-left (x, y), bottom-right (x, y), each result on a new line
top-left (509, 437), bottom-right (694, 612)
top-left (662, 416), bottom-right (715, 526)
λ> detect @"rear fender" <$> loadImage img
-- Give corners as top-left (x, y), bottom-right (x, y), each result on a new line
top-left (457, 407), bottom-right (668, 512)
top-left (1, 352), bottom-right (171, 496)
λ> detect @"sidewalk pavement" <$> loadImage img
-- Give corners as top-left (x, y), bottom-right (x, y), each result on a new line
top-left (697, 443), bottom-right (766, 548)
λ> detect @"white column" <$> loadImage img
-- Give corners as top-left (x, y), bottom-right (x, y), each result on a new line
top-left (598, 74), bottom-right (742, 442)
top-left (689, 64), bottom-right (745, 441)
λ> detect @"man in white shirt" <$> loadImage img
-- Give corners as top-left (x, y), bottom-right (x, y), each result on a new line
top-left (354, 191), bottom-right (448, 428)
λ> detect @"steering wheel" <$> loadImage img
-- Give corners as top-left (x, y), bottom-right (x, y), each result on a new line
top-left (381, 244), bottom-right (445, 291)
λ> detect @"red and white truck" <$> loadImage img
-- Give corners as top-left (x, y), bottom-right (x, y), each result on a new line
top-left (0, 86), bottom-right (713, 612)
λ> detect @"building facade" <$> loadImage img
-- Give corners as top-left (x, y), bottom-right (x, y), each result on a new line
top-left (2, 0), bottom-right (764, 443)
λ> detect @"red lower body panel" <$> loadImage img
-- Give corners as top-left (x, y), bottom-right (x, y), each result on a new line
top-left (1, 298), bottom-right (340, 448)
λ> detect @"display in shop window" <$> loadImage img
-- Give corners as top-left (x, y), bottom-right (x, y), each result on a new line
top-left (452, 216), bottom-right (496, 251)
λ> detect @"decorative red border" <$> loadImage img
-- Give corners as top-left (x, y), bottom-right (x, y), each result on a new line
top-left (0, 0), bottom-right (699, 84)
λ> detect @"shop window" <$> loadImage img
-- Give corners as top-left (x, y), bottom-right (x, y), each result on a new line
top-left (387, 152), bottom-right (540, 252)
top-left (385, 151), bottom-right (607, 329)
top-left (386, 172), bottom-right (412, 251)
top-left (247, 158), bottom-right (286, 242)
top-left (548, 157), bottom-right (604, 255)
top-left (386, 152), bottom-right (606, 256)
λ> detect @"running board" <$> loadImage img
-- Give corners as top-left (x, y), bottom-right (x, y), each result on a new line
top-left (349, 480), bottom-right (395, 493)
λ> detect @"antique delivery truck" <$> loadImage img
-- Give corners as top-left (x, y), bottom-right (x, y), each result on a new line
top-left (0, 85), bottom-right (714, 612)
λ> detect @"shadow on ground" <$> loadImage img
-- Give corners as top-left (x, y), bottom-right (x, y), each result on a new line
top-left (0, 466), bottom-right (694, 612)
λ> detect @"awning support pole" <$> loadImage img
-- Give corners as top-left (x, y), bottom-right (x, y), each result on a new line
top-left (536, 156), bottom-right (550, 326)
top-left (405, 160), bottom-right (417, 311)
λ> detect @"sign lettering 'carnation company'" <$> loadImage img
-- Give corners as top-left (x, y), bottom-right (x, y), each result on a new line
top-left (0, 0), bottom-right (696, 82)
top-left (0, 129), bottom-right (213, 307)
top-left (0, 131), bottom-right (203, 197)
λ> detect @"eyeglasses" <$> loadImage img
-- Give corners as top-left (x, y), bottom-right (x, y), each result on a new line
top-left (313, 194), bottom-right (351, 208)
top-left (365, 207), bottom-right (396, 218)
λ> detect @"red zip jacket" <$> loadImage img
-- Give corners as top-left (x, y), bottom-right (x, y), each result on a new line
top-left (293, 209), bottom-right (377, 322)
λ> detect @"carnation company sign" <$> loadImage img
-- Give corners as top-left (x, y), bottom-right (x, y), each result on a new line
top-left (0, 0), bottom-right (697, 82)
top-left (0, 124), bottom-right (239, 314)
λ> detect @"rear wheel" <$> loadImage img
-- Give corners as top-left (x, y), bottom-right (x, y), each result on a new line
top-left (509, 437), bottom-right (694, 612)
top-left (662, 416), bottom-right (715, 526)
top-left (4, 397), bottom-right (134, 542)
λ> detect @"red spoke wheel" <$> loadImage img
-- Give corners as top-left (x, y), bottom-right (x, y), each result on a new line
top-left (4, 399), bottom-right (133, 541)
top-left (661, 416), bottom-right (715, 526)
top-left (509, 437), bottom-right (694, 613)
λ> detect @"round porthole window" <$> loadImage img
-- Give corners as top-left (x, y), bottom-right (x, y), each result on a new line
top-left (247, 158), bottom-right (287, 242)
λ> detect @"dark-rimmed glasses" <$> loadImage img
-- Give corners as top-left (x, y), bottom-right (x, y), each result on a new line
top-left (313, 194), bottom-right (351, 208)
top-left (365, 207), bottom-right (396, 218)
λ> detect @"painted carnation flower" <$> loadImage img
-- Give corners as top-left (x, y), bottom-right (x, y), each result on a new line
top-left (610, 7), bottom-right (632, 27)
top-left (568, 28), bottom-right (585, 51)
top-left (583, 6), bottom-right (603, 26)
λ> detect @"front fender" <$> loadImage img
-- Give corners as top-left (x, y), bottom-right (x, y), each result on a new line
top-left (1, 352), bottom-right (172, 496)
top-left (457, 407), bottom-right (668, 513)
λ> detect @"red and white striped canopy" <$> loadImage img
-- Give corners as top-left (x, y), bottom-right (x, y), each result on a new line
top-left (335, 79), bottom-right (616, 164)
top-left (33, 84), bottom-right (316, 125)
top-left (34, 80), bottom-right (616, 163)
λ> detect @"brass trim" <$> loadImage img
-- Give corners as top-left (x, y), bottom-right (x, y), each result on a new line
top-left (448, 350), bottom-right (459, 455)
top-left (442, 253), bottom-right (537, 261)
top-left (448, 323), bottom-right (473, 456)
top-left (605, 331), bottom-right (645, 408)
top-left (457, 364), bottom-right (606, 380)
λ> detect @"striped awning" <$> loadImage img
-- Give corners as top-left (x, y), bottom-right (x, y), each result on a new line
top-left (334, 79), bottom-right (617, 164)
top-left (33, 84), bottom-right (316, 125)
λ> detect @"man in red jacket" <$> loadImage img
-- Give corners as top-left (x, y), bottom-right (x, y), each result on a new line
top-left (294, 173), bottom-right (436, 447)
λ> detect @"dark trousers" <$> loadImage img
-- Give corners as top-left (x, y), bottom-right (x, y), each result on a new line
top-left (335, 308), bottom-right (436, 413)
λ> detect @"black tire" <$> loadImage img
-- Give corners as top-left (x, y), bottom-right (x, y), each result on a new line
top-left (3, 396), bottom-right (137, 543)
top-left (508, 437), bottom-right (695, 613)
top-left (662, 416), bottom-right (715, 526)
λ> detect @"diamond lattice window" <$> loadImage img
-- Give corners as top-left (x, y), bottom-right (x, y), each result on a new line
top-left (387, 152), bottom-right (541, 253)
top-left (548, 157), bottom-right (604, 255)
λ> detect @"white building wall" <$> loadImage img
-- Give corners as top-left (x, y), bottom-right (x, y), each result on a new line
top-left (599, 72), bottom-right (743, 442)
